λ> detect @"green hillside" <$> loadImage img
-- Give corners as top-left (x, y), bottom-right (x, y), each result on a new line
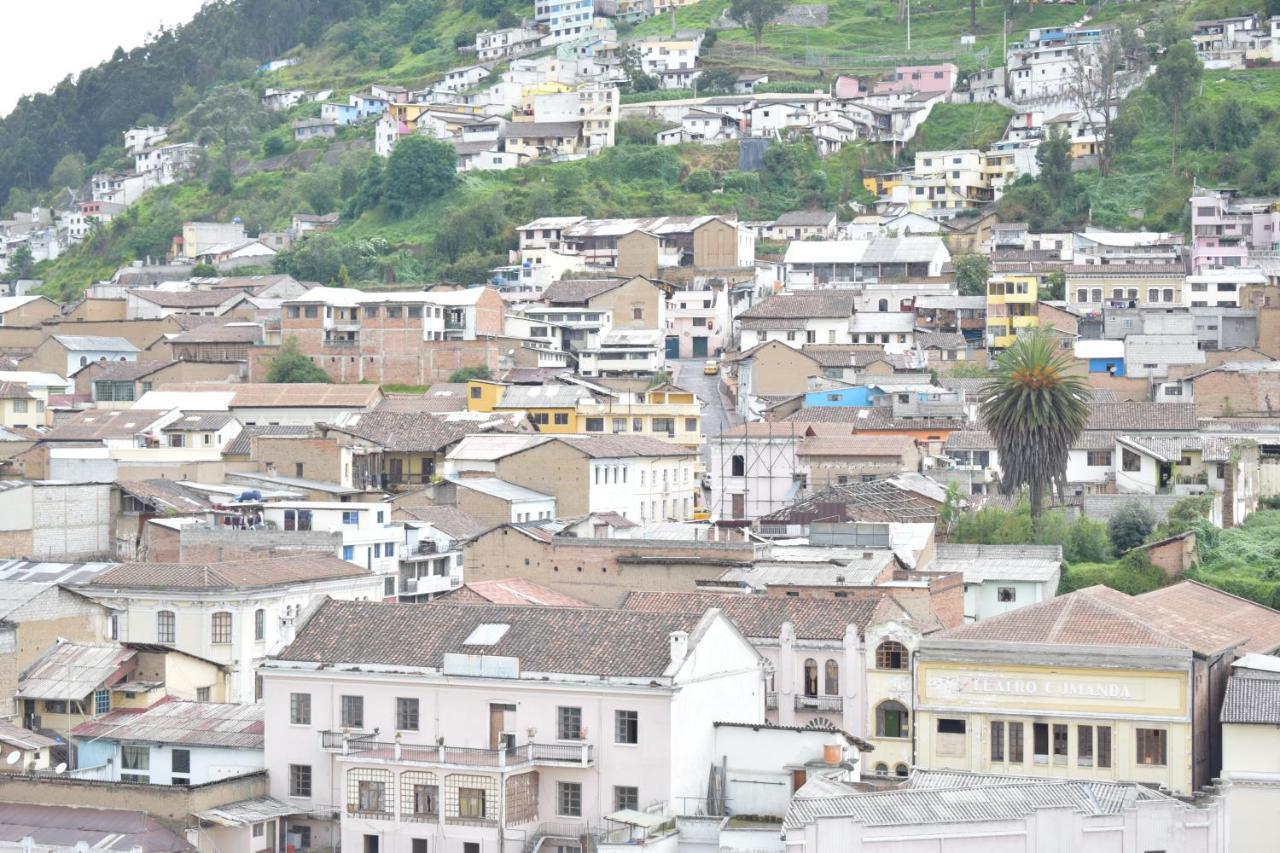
top-left (9, 0), bottom-right (1275, 295)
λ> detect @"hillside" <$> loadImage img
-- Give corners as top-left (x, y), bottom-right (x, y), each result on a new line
top-left (6, 0), bottom-right (1274, 295)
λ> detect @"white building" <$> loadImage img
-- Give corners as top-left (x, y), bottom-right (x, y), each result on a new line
top-left (395, 505), bottom-right (483, 601)
top-left (920, 544), bottom-right (1062, 623)
top-left (73, 701), bottom-right (263, 784)
top-left (536, 0), bottom-right (595, 43)
top-left (259, 599), bottom-right (765, 852)
top-left (257, 501), bottom-right (403, 579)
top-left (1220, 654), bottom-right (1280, 853)
top-left (78, 555), bottom-right (384, 702)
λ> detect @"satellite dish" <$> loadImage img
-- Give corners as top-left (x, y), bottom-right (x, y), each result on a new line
top-left (5, 751), bottom-right (19, 765)
top-left (54, 763), bottom-right (67, 774)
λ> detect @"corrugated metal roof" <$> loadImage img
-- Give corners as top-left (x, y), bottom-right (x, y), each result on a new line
top-left (449, 477), bottom-right (553, 502)
top-left (72, 700), bottom-right (263, 749)
top-left (926, 543), bottom-right (1062, 583)
top-left (17, 642), bottom-right (135, 701)
top-left (51, 335), bottom-right (140, 352)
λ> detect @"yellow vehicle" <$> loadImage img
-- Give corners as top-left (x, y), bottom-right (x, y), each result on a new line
top-left (692, 506), bottom-right (711, 521)
top-left (703, 359), bottom-right (720, 375)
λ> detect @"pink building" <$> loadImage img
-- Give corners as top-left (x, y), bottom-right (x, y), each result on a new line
top-left (872, 64), bottom-right (959, 96)
top-left (1191, 189), bottom-right (1280, 272)
top-left (261, 600), bottom-right (765, 852)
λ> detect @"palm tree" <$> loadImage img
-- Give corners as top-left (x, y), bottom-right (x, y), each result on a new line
top-left (980, 330), bottom-right (1092, 519)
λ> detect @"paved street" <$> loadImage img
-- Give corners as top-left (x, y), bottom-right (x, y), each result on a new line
top-left (672, 358), bottom-right (741, 472)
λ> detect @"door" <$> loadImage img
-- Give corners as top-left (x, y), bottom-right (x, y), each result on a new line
top-left (388, 458), bottom-right (403, 485)
top-left (665, 335), bottom-right (680, 359)
top-left (692, 336), bottom-right (708, 358)
top-left (489, 703), bottom-right (516, 749)
top-left (791, 769), bottom-right (807, 793)
top-left (731, 493), bottom-right (745, 520)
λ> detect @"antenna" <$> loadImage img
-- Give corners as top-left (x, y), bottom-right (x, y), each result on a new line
top-left (5, 751), bottom-right (19, 766)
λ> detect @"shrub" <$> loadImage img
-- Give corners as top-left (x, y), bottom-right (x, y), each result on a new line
top-left (684, 169), bottom-right (717, 193)
top-left (1108, 502), bottom-right (1156, 553)
top-left (449, 365), bottom-right (492, 382)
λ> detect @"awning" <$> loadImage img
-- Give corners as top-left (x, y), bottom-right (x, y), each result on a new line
top-left (195, 797), bottom-right (302, 827)
top-left (604, 809), bottom-right (669, 829)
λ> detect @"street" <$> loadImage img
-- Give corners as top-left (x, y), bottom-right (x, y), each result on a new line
top-left (672, 357), bottom-right (741, 474)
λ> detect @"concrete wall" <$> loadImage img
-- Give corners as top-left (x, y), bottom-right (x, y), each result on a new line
top-left (252, 436), bottom-right (342, 483)
top-left (464, 529), bottom-right (756, 606)
top-left (0, 770), bottom-right (268, 825)
top-left (177, 526), bottom-right (342, 562)
top-left (594, 276), bottom-right (663, 331)
top-left (0, 588), bottom-right (109, 704)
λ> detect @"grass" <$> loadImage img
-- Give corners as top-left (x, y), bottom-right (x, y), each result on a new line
top-left (382, 383), bottom-right (430, 394)
top-left (904, 102), bottom-right (1013, 158)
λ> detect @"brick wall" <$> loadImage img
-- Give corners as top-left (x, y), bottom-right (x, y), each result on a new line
top-left (493, 441), bottom-right (588, 517)
top-left (250, 338), bottom-right (502, 385)
top-left (1190, 369), bottom-right (1280, 417)
top-left (464, 529), bottom-right (757, 606)
top-left (177, 527), bottom-right (341, 561)
top-left (252, 436), bottom-right (343, 482)
top-left (1144, 533), bottom-right (1197, 578)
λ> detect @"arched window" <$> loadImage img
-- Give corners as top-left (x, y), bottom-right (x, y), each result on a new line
top-left (824, 660), bottom-right (839, 695)
top-left (79, 356), bottom-right (88, 367)
top-left (876, 640), bottom-right (909, 670)
top-left (254, 608), bottom-right (266, 641)
top-left (895, 764), bottom-right (909, 777)
top-left (876, 701), bottom-right (909, 739)
top-left (874, 763), bottom-right (888, 776)
top-left (877, 298), bottom-right (889, 312)
top-left (803, 659), bottom-right (818, 697)
top-left (156, 610), bottom-right (175, 644)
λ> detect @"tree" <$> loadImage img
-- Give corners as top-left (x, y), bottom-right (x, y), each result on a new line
top-left (697, 68), bottom-right (739, 95)
top-left (1108, 501), bottom-right (1156, 553)
top-left (729, 0), bottom-right (788, 47)
top-left (619, 44), bottom-right (658, 93)
top-left (5, 244), bottom-right (34, 280)
top-left (191, 262), bottom-right (219, 277)
top-left (954, 253), bottom-right (991, 296)
top-left (1036, 127), bottom-right (1075, 199)
top-left (381, 136), bottom-right (457, 218)
top-left (1149, 41), bottom-right (1203, 173)
top-left (1066, 28), bottom-right (1145, 177)
top-left (1042, 270), bottom-right (1065, 301)
top-left (1065, 515), bottom-right (1111, 563)
top-left (192, 85), bottom-right (271, 175)
top-left (979, 330), bottom-right (1092, 519)
top-left (48, 153), bottom-right (87, 190)
top-left (267, 337), bottom-right (331, 383)
top-left (448, 365), bottom-right (491, 382)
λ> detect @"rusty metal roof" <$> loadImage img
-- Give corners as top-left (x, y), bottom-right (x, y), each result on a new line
top-left (72, 700), bottom-right (264, 749)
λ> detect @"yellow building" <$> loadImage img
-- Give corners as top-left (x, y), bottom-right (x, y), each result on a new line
top-left (388, 102), bottom-right (430, 124)
top-left (985, 272), bottom-right (1038, 348)
top-left (464, 379), bottom-right (508, 413)
top-left (490, 383), bottom-right (589, 433)
top-left (573, 383), bottom-right (703, 452)
top-left (0, 381), bottom-right (45, 430)
top-left (914, 582), bottom-right (1280, 795)
top-left (906, 150), bottom-right (993, 216)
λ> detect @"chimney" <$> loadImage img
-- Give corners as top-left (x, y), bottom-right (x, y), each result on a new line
top-left (669, 630), bottom-right (689, 669)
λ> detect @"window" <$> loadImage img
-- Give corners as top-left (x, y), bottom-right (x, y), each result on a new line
top-left (558, 781), bottom-right (582, 817)
top-left (731, 454), bottom-right (745, 477)
top-left (364, 837), bottom-right (379, 853)
top-left (1033, 722), bottom-right (1049, 762)
top-left (684, 417), bottom-right (697, 433)
top-left (1097, 725), bottom-right (1112, 768)
top-left (470, 386), bottom-right (482, 399)
top-left (876, 640), bottom-right (908, 670)
top-left (343, 545), bottom-right (354, 560)
top-left (458, 787), bottom-right (486, 819)
top-left (1087, 450), bottom-right (1112, 467)
top-left (1122, 448), bottom-right (1141, 472)
top-left (197, 687), bottom-right (210, 702)
top-left (824, 660), bottom-right (839, 695)
top-left (997, 587), bottom-right (1016, 603)
top-left (94, 688), bottom-right (110, 715)
top-left (632, 417), bottom-right (643, 432)
top-left (290, 764), bottom-right (312, 798)
top-left (532, 412), bottom-right (549, 425)
top-left (1078, 725), bottom-right (1094, 766)
top-left (652, 417), bottom-right (675, 435)
top-left (803, 659), bottom-right (818, 697)
top-left (342, 695), bottom-right (365, 729)
top-left (357, 779), bottom-right (388, 813)
top-left (585, 418), bottom-right (604, 432)
top-left (413, 842), bottom-right (428, 853)
top-left (632, 307), bottom-right (643, 320)
top-left (615, 710), bottom-right (638, 744)
top-left (211, 612), bottom-right (232, 644)
top-left (937, 719), bottom-right (966, 734)
top-left (554, 412), bottom-right (569, 425)
top-left (304, 306), bottom-right (318, 318)
top-left (407, 776), bottom-right (438, 818)
top-left (397, 697), bottom-right (420, 731)
top-left (1053, 724), bottom-right (1068, 764)
top-left (172, 748), bottom-right (191, 776)
top-left (558, 706), bottom-right (583, 740)
top-left (614, 785), bottom-right (639, 811)
top-left (290, 693), bottom-right (312, 725)
top-left (342, 510), bottom-right (359, 525)
top-left (1009, 722), bottom-right (1024, 763)
top-left (254, 608), bottom-right (266, 641)
top-left (1136, 728), bottom-right (1167, 766)
top-left (876, 701), bottom-right (908, 738)
top-left (991, 721), bottom-right (1005, 761)
top-left (157, 610), bottom-right (175, 644)
top-left (121, 744), bottom-right (149, 781)
top-left (409, 306), bottom-right (423, 319)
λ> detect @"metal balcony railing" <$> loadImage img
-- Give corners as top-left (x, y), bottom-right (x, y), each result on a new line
top-left (322, 734), bottom-right (594, 768)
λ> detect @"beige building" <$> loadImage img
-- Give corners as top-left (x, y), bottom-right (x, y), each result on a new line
top-left (1219, 655), bottom-right (1280, 853)
top-left (540, 275), bottom-right (666, 330)
top-left (0, 381), bottom-right (45, 429)
top-left (0, 583), bottom-right (111, 708)
top-left (915, 582), bottom-right (1280, 795)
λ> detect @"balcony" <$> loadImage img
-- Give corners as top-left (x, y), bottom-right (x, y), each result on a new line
top-left (322, 733), bottom-right (594, 768)
top-left (795, 694), bottom-right (843, 712)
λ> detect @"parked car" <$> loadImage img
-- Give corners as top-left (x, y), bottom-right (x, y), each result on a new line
top-left (703, 359), bottom-right (719, 375)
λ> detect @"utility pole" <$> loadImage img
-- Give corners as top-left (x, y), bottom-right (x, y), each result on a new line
top-left (906, 0), bottom-right (911, 52)
top-left (1003, 6), bottom-right (1008, 65)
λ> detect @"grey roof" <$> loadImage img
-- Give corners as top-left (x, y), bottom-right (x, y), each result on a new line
top-left (0, 559), bottom-right (118, 585)
top-left (1221, 672), bottom-right (1280, 724)
top-left (51, 335), bottom-right (140, 352)
top-left (399, 505), bottom-right (488, 540)
top-left (1081, 493), bottom-right (1190, 523)
top-left (944, 430), bottom-right (996, 451)
top-left (502, 120), bottom-right (581, 138)
top-left (17, 642), bottom-right (135, 700)
top-left (927, 544), bottom-right (1062, 583)
top-left (498, 384), bottom-right (593, 408)
top-left (274, 599), bottom-right (721, 678)
top-left (195, 798), bottom-right (302, 828)
top-left (1085, 402), bottom-right (1198, 431)
top-left (786, 771), bottom-right (1171, 830)
top-left (449, 477), bottom-right (552, 502)
top-left (0, 803), bottom-right (192, 852)
top-left (739, 292), bottom-right (856, 320)
top-left (161, 411), bottom-right (238, 432)
top-left (774, 210), bottom-right (836, 227)
top-left (915, 295), bottom-right (987, 310)
top-left (222, 424), bottom-right (314, 456)
top-left (73, 700), bottom-right (263, 748)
